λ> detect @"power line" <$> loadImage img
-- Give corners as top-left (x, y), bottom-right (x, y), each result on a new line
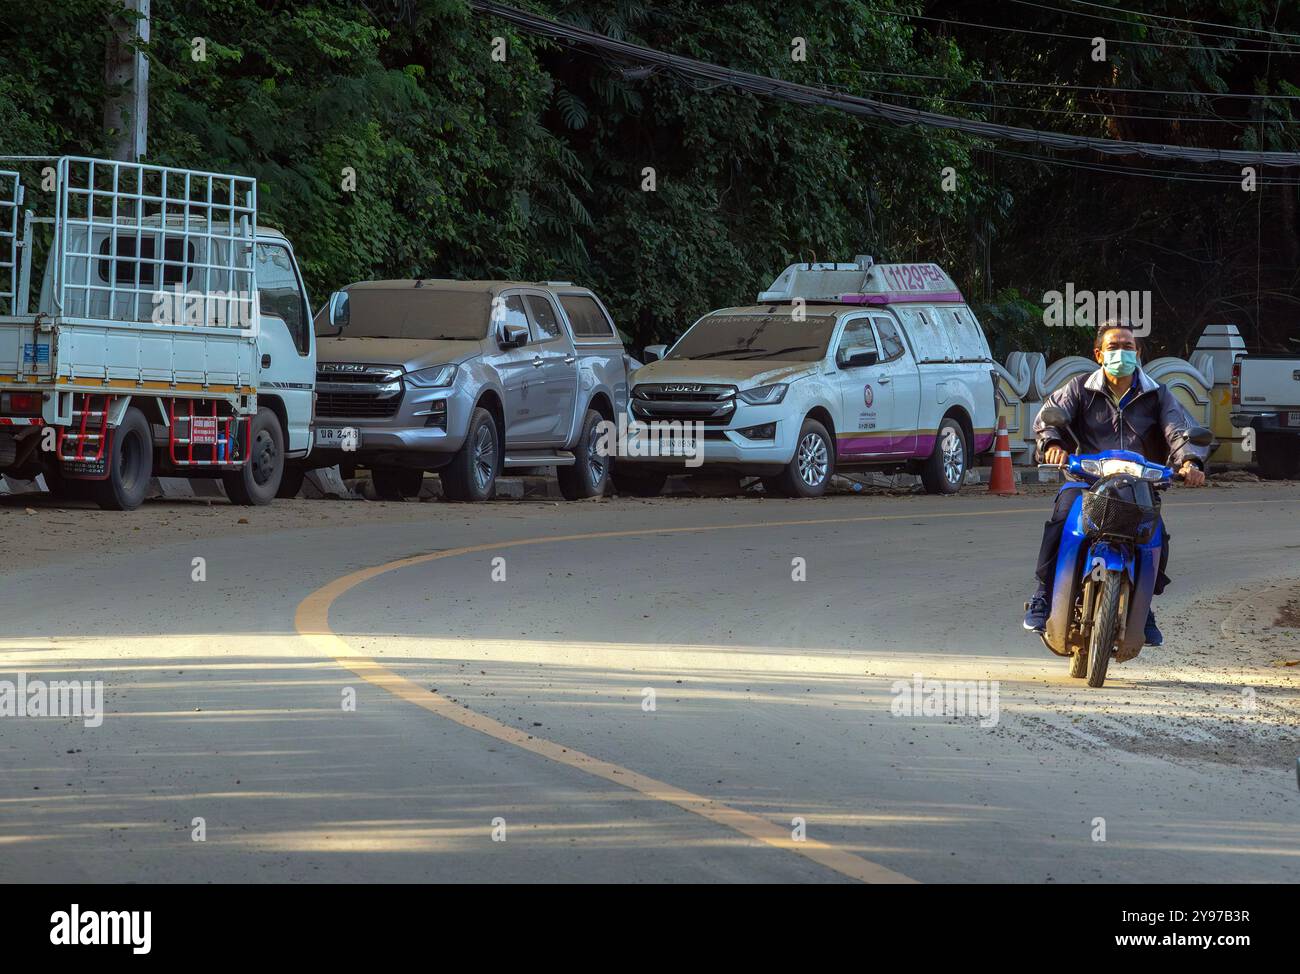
top-left (843, 83), bottom-right (1284, 127)
top-left (1008, 0), bottom-right (1300, 50)
top-left (839, 67), bottom-right (1300, 104)
top-left (983, 145), bottom-right (1300, 185)
top-left (470, 1), bottom-right (1300, 167)
top-left (856, 3), bottom-right (1298, 54)
top-left (1061, 0), bottom-right (1300, 44)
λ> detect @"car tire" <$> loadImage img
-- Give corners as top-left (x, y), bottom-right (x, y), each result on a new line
top-left (441, 407), bottom-right (498, 502)
top-left (276, 462), bottom-right (306, 499)
top-left (557, 409), bottom-right (611, 501)
top-left (222, 407), bottom-right (285, 506)
top-left (774, 417), bottom-right (833, 498)
top-left (91, 406), bottom-right (153, 511)
top-left (920, 418), bottom-right (967, 495)
top-left (371, 465), bottom-right (423, 501)
top-left (611, 467), bottom-right (667, 498)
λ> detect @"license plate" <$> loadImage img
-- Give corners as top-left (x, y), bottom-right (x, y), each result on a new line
top-left (315, 426), bottom-right (356, 448)
top-left (666, 434), bottom-right (697, 452)
top-left (1288, 411), bottom-right (1300, 427)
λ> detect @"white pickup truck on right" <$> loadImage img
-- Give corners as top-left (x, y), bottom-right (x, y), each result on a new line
top-left (1232, 354), bottom-right (1300, 479)
top-left (620, 257), bottom-right (996, 497)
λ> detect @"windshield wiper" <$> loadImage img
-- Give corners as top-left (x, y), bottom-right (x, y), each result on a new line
top-left (735, 345), bottom-right (818, 359)
top-left (683, 347), bottom-right (760, 360)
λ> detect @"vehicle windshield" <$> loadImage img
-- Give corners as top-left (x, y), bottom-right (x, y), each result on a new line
top-left (314, 289), bottom-right (491, 340)
top-left (667, 312), bottom-right (837, 362)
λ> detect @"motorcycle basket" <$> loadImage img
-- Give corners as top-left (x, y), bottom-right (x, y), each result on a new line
top-left (1082, 488), bottom-right (1155, 542)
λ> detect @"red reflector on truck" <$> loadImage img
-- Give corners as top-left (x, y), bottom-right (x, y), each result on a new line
top-left (0, 392), bottom-right (42, 416)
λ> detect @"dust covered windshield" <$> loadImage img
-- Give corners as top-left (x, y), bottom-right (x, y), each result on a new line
top-left (667, 312), bottom-right (837, 362)
top-left (314, 288), bottom-right (491, 340)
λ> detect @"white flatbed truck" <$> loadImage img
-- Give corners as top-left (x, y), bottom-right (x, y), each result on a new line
top-left (0, 156), bottom-right (316, 509)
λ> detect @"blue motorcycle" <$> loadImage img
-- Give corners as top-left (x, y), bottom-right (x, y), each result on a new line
top-left (1035, 406), bottom-right (1213, 687)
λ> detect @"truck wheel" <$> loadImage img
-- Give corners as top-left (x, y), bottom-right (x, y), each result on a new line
top-left (441, 407), bottom-right (498, 502)
top-left (92, 406), bottom-right (153, 511)
top-left (276, 462), bottom-right (306, 499)
top-left (921, 418), bottom-right (967, 495)
top-left (773, 417), bottom-right (833, 498)
top-left (372, 465), bottom-right (423, 501)
top-left (222, 407), bottom-right (284, 506)
top-left (557, 409), bottom-right (611, 500)
top-left (611, 468), bottom-right (667, 497)
top-left (1256, 433), bottom-right (1299, 480)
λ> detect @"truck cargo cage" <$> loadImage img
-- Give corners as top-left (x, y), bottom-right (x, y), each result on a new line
top-left (168, 398), bottom-right (250, 468)
top-left (0, 169), bottom-right (20, 316)
top-left (53, 156), bottom-right (257, 329)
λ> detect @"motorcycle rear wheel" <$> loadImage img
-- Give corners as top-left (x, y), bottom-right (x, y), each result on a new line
top-left (1087, 570), bottom-right (1126, 688)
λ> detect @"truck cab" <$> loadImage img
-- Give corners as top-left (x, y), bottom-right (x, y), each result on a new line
top-left (310, 280), bottom-right (630, 501)
top-left (620, 256), bottom-right (996, 497)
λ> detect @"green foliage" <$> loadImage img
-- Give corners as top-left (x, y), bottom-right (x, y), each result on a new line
top-left (2, 0), bottom-right (1297, 356)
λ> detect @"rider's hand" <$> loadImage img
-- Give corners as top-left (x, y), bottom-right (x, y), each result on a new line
top-left (1179, 462), bottom-right (1206, 487)
top-left (1044, 445), bottom-right (1069, 466)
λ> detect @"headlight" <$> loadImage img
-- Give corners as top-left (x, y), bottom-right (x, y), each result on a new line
top-left (1140, 466), bottom-right (1164, 481)
top-left (1079, 459), bottom-right (1101, 475)
top-left (404, 364), bottom-right (457, 388)
top-left (737, 383), bottom-right (788, 405)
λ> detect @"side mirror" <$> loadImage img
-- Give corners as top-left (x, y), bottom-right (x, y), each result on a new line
top-left (643, 344), bottom-right (668, 362)
top-left (1186, 426), bottom-right (1214, 447)
top-left (326, 290), bottom-right (349, 334)
top-left (1038, 405), bottom-right (1070, 429)
top-left (838, 347), bottom-right (878, 369)
top-left (498, 322), bottom-right (530, 349)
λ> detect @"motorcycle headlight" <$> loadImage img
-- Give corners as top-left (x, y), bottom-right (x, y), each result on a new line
top-left (1140, 466), bottom-right (1164, 481)
top-left (1078, 459), bottom-right (1101, 475)
top-left (737, 383), bottom-right (788, 405)
top-left (404, 364), bottom-right (458, 388)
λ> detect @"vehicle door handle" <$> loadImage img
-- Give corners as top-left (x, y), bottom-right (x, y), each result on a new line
top-left (563, 354), bottom-right (576, 365)
top-left (532, 356), bottom-right (544, 368)
top-left (878, 375), bottom-right (891, 384)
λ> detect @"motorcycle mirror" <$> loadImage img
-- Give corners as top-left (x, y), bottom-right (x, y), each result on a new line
top-left (1186, 426), bottom-right (1214, 447)
top-left (1038, 405), bottom-right (1070, 428)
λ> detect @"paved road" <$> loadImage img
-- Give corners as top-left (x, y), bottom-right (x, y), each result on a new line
top-left (1, 485), bottom-right (1297, 883)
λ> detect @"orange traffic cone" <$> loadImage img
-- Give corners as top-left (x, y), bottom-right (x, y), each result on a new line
top-left (988, 415), bottom-right (1017, 495)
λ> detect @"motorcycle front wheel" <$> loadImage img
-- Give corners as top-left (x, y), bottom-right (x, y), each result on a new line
top-left (1087, 570), bottom-right (1127, 688)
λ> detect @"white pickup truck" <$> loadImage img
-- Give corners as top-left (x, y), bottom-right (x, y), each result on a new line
top-left (0, 156), bottom-right (315, 509)
top-left (619, 257), bottom-right (997, 497)
top-left (1232, 355), bottom-right (1300, 479)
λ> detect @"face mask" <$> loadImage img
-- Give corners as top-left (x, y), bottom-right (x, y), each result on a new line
top-left (1102, 349), bottom-right (1138, 377)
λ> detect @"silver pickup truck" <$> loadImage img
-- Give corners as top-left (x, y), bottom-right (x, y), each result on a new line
top-left (306, 280), bottom-right (631, 501)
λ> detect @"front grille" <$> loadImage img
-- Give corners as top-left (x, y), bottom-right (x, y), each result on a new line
top-left (632, 383), bottom-right (736, 426)
top-left (315, 363), bottom-right (403, 419)
top-left (317, 392), bottom-right (401, 418)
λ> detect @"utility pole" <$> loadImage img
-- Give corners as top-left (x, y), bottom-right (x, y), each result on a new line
top-left (104, 0), bottom-right (150, 162)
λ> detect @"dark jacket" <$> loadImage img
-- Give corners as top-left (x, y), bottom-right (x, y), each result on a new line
top-left (1032, 368), bottom-right (1210, 469)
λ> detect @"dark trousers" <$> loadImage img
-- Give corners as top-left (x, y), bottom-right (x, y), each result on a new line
top-left (1034, 485), bottom-right (1171, 595)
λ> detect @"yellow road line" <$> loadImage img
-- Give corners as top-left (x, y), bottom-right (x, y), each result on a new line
top-left (292, 497), bottom-right (1293, 883)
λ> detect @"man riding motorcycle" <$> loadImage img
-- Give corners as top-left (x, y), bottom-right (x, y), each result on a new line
top-left (1023, 320), bottom-right (1209, 645)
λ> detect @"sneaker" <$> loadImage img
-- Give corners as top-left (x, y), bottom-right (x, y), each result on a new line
top-left (1144, 609), bottom-right (1163, 646)
top-left (1023, 583), bottom-right (1049, 632)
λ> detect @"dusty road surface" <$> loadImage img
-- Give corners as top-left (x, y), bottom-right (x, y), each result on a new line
top-left (1, 481), bottom-right (1297, 883)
